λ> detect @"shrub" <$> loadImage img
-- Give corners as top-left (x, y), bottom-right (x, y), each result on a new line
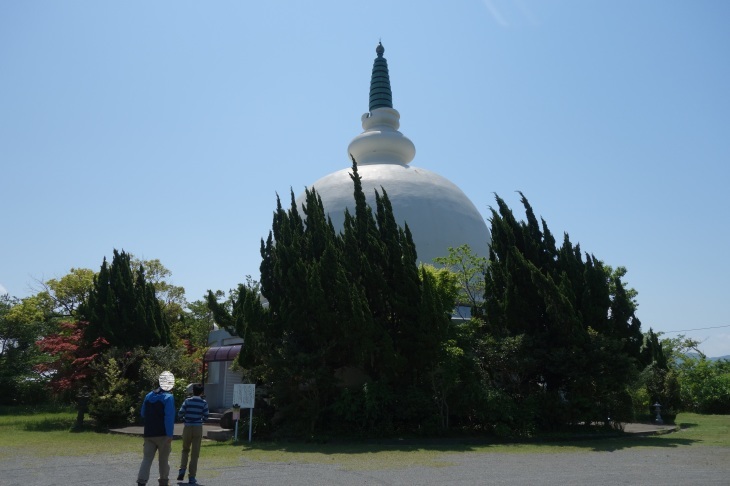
top-left (88, 357), bottom-right (134, 427)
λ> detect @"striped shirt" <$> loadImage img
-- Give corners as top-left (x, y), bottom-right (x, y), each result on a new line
top-left (178, 396), bottom-right (209, 426)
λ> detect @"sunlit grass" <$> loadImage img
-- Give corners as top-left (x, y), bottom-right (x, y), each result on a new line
top-left (669, 413), bottom-right (730, 446)
top-left (1, 408), bottom-right (728, 471)
top-left (0, 408), bottom-right (140, 458)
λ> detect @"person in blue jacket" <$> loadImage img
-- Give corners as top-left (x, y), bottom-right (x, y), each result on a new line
top-left (137, 371), bottom-right (176, 486)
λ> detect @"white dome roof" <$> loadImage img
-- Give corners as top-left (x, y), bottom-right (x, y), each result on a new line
top-left (302, 163), bottom-right (490, 265)
top-left (296, 43), bottom-right (490, 265)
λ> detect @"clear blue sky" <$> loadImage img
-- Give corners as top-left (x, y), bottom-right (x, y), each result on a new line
top-left (2, 1), bottom-right (729, 356)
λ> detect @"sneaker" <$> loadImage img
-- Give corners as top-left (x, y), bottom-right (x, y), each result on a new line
top-left (188, 478), bottom-right (197, 484)
top-left (177, 469), bottom-right (185, 481)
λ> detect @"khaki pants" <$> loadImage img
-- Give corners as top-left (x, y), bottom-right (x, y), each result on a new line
top-left (137, 436), bottom-right (171, 485)
top-left (179, 425), bottom-right (204, 478)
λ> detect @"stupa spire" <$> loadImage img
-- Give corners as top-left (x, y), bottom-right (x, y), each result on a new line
top-left (347, 42), bottom-right (415, 166)
top-left (369, 42), bottom-right (393, 111)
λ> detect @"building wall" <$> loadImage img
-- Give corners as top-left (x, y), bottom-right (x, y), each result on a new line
top-left (206, 328), bottom-right (243, 411)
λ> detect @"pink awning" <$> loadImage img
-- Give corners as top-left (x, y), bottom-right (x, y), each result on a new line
top-left (203, 345), bottom-right (242, 363)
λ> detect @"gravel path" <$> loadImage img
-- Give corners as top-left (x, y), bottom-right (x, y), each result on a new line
top-left (2, 442), bottom-right (729, 486)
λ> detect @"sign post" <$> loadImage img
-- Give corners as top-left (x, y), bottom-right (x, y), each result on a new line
top-left (231, 405), bottom-right (240, 442)
top-left (232, 384), bottom-right (256, 443)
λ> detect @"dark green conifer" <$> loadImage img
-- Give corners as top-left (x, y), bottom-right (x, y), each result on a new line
top-left (79, 249), bottom-right (170, 348)
top-left (482, 194), bottom-right (644, 427)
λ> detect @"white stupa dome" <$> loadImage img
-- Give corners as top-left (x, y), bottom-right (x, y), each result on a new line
top-left (298, 43), bottom-right (490, 265)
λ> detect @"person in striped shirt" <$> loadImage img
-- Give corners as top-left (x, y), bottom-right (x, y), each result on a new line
top-left (176, 384), bottom-right (209, 484)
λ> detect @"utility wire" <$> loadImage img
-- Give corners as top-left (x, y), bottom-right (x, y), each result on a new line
top-left (662, 324), bottom-right (730, 333)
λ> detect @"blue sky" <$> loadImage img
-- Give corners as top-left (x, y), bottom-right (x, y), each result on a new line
top-left (2, 1), bottom-right (729, 356)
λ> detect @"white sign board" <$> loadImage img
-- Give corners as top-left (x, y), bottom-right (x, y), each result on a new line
top-left (233, 384), bottom-right (256, 409)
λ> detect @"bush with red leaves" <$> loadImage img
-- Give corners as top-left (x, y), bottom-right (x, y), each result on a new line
top-left (35, 321), bottom-right (108, 394)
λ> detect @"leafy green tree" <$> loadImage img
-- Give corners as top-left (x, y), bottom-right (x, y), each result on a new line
top-left (79, 249), bottom-right (170, 348)
top-left (418, 265), bottom-right (472, 429)
top-left (34, 268), bottom-right (95, 319)
top-left (131, 257), bottom-right (187, 329)
top-left (683, 358), bottom-right (730, 414)
top-left (131, 258), bottom-right (186, 306)
top-left (174, 299), bottom-right (216, 352)
top-left (0, 269), bottom-right (95, 405)
top-left (658, 334), bottom-right (730, 414)
top-left (0, 295), bottom-right (52, 404)
top-left (433, 244), bottom-right (488, 317)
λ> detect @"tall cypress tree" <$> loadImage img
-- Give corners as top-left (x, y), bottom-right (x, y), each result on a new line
top-left (79, 249), bottom-right (170, 348)
top-left (482, 194), bottom-right (643, 428)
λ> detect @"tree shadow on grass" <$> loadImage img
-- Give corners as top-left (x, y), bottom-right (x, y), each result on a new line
top-left (23, 417), bottom-right (76, 432)
top-left (543, 434), bottom-right (697, 452)
top-left (21, 417), bottom-right (104, 433)
top-left (677, 421), bottom-right (698, 429)
top-left (202, 429), bottom-right (697, 456)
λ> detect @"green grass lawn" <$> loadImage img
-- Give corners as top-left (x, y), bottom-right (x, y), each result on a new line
top-left (0, 406), bottom-right (141, 457)
top-left (1, 408), bottom-right (728, 471)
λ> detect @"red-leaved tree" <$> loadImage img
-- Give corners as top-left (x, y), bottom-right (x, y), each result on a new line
top-left (35, 321), bottom-right (108, 395)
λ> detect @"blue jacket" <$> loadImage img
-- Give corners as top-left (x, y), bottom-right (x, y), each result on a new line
top-left (141, 389), bottom-right (175, 438)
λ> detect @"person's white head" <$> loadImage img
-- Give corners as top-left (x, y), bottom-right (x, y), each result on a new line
top-left (158, 371), bottom-right (175, 392)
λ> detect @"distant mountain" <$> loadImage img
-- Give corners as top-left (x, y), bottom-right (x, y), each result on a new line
top-left (685, 352), bottom-right (730, 362)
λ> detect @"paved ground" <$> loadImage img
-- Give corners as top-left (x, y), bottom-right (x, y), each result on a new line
top-left (3, 423), bottom-right (729, 486)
